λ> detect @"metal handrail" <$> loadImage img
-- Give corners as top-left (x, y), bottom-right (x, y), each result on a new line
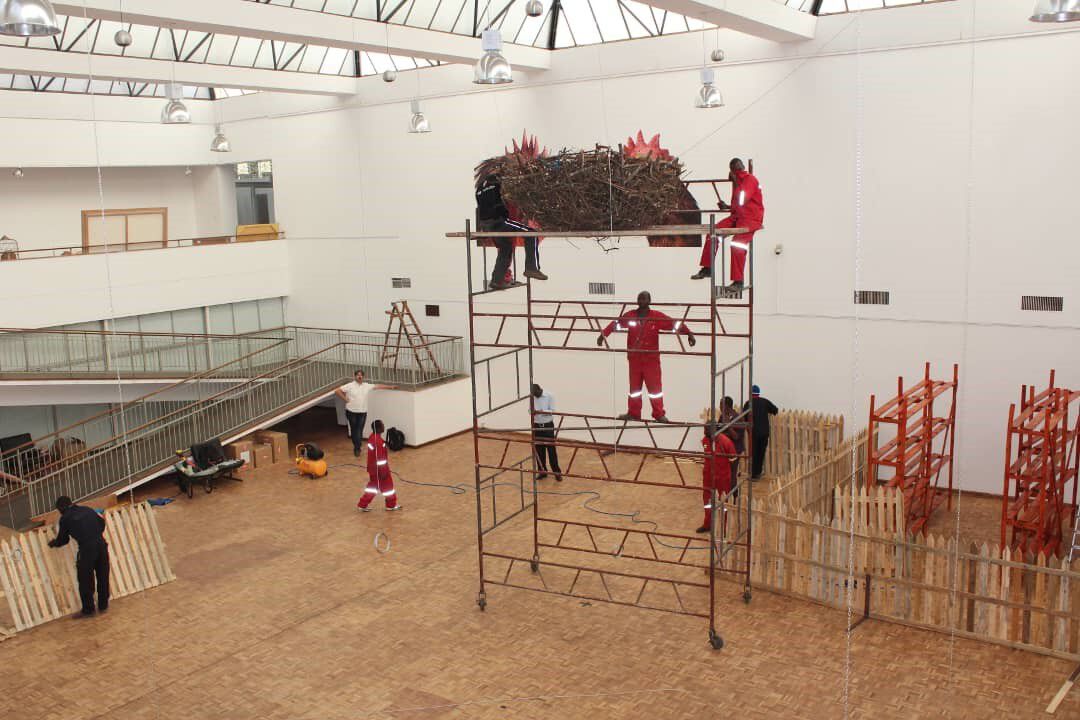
top-left (0, 232), bottom-right (285, 262)
top-left (2, 337), bottom-right (296, 465)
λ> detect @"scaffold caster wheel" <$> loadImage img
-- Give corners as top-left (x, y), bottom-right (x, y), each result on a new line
top-left (530, 558), bottom-right (539, 573)
top-left (477, 593), bottom-right (487, 611)
top-left (709, 631), bottom-right (724, 650)
top-left (743, 590), bottom-right (752, 604)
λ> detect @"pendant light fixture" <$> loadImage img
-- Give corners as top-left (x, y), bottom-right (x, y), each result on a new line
top-left (474, 28), bottom-right (512, 85)
top-left (408, 100), bottom-right (430, 133)
top-left (525, 0), bottom-right (543, 17)
top-left (0, 0), bottom-right (60, 36)
top-left (695, 68), bottom-right (723, 109)
top-left (381, 24), bottom-right (397, 82)
top-left (114, 0), bottom-right (132, 47)
top-left (161, 83), bottom-right (191, 124)
top-left (1030, 0), bottom-right (1080, 21)
top-left (210, 125), bottom-right (231, 152)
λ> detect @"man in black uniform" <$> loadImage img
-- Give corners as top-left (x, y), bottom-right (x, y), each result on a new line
top-left (475, 172), bottom-right (547, 290)
top-left (743, 385), bottom-right (779, 480)
top-left (48, 495), bottom-right (110, 619)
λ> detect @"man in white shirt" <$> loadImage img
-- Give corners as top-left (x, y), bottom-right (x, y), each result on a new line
top-left (335, 370), bottom-right (397, 457)
top-left (531, 383), bottom-right (561, 481)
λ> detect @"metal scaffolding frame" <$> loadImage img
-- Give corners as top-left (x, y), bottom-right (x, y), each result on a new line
top-left (1000, 370), bottom-right (1080, 557)
top-left (450, 216), bottom-right (755, 649)
top-left (867, 362), bottom-right (959, 535)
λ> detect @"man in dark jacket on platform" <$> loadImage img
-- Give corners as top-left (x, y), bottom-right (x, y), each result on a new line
top-left (48, 496), bottom-right (110, 619)
top-left (743, 385), bottom-right (779, 480)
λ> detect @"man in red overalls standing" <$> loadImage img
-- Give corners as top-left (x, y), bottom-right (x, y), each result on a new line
top-left (698, 424), bottom-right (737, 534)
top-left (358, 420), bottom-right (400, 512)
top-left (691, 158), bottom-right (764, 292)
top-left (597, 291), bottom-right (696, 422)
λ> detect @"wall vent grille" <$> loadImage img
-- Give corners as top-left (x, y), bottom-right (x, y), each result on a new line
top-left (588, 282), bottom-right (615, 295)
top-left (1021, 295), bottom-right (1063, 312)
top-left (854, 290), bottom-right (890, 305)
top-left (391, 277), bottom-right (412, 289)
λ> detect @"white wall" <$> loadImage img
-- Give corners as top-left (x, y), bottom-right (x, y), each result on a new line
top-left (0, 165), bottom-right (226, 251)
top-left (0, 0), bottom-right (1076, 493)
top-left (0, 241), bottom-right (290, 328)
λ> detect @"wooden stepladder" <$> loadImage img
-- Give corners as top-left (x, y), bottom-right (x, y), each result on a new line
top-left (381, 301), bottom-right (441, 374)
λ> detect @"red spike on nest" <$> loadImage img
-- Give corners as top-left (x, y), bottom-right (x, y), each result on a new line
top-left (623, 131), bottom-right (673, 162)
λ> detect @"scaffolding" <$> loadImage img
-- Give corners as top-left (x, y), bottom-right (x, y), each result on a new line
top-left (1000, 371), bottom-right (1080, 557)
top-left (867, 363), bottom-right (958, 535)
top-left (450, 217), bottom-right (755, 649)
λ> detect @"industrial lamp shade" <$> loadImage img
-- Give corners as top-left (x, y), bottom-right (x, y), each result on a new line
top-left (0, 0), bottom-right (60, 36)
top-left (114, 28), bottom-right (133, 47)
top-left (161, 98), bottom-right (191, 124)
top-left (525, 0), bottom-right (544, 17)
top-left (408, 100), bottom-right (430, 134)
top-left (210, 125), bottom-right (231, 152)
top-left (695, 67), bottom-right (723, 109)
top-left (474, 29), bottom-right (512, 85)
top-left (1030, 0), bottom-right (1080, 21)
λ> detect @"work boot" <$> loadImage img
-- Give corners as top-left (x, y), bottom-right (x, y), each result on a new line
top-left (489, 279), bottom-right (511, 291)
top-left (353, 448), bottom-right (361, 458)
top-left (554, 474), bottom-right (563, 482)
top-left (537, 472), bottom-right (548, 480)
top-left (386, 505), bottom-right (403, 512)
top-left (654, 415), bottom-right (670, 423)
top-left (72, 610), bottom-right (95, 620)
top-left (98, 604), bottom-right (108, 614)
top-left (695, 525), bottom-right (710, 534)
top-left (358, 505), bottom-right (372, 512)
top-left (617, 413), bottom-right (640, 422)
top-left (690, 268), bottom-right (711, 280)
top-left (523, 269), bottom-right (548, 281)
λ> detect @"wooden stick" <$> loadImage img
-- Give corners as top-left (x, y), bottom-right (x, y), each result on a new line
top-left (1046, 663), bottom-right (1080, 714)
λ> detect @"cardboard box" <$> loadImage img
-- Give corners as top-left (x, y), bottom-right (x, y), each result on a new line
top-left (225, 440), bottom-right (255, 474)
top-left (253, 430), bottom-right (290, 464)
top-left (253, 443), bottom-right (274, 469)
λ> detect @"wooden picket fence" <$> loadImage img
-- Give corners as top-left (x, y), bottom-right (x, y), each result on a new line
top-left (746, 501), bottom-right (1080, 660)
top-left (763, 410), bottom-right (845, 479)
top-left (764, 430), bottom-right (871, 517)
top-left (832, 484), bottom-right (905, 538)
top-left (0, 502), bottom-right (174, 637)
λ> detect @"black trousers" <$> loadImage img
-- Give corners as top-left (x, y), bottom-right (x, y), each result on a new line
top-left (491, 237), bottom-right (539, 285)
top-left (76, 540), bottom-right (110, 614)
top-left (533, 422), bottom-right (561, 474)
top-left (752, 434), bottom-right (769, 479)
top-left (346, 410), bottom-right (368, 453)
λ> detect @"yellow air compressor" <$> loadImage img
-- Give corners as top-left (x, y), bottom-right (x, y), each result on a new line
top-left (295, 442), bottom-right (328, 479)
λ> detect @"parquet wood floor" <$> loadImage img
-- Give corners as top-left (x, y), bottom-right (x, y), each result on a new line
top-left (0, 408), bottom-right (1074, 719)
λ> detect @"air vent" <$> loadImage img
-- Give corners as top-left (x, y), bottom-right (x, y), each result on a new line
top-left (1022, 295), bottom-right (1063, 312)
top-left (588, 282), bottom-right (615, 295)
top-left (854, 290), bottom-right (890, 305)
top-left (425, 304), bottom-right (440, 317)
top-left (391, 277), bottom-right (412, 289)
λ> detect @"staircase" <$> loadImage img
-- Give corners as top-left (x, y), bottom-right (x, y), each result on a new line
top-left (0, 327), bottom-right (464, 529)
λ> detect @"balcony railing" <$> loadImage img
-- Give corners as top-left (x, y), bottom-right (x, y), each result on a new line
top-left (0, 232), bottom-right (285, 262)
top-left (0, 326), bottom-right (464, 527)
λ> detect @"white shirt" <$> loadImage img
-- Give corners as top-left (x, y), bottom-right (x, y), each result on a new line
top-left (533, 392), bottom-right (555, 424)
top-left (341, 381), bottom-right (374, 413)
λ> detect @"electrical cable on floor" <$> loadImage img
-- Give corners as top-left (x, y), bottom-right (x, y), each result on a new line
top-left (291, 462), bottom-right (718, 553)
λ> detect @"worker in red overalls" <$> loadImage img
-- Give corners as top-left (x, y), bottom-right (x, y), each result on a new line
top-left (691, 158), bottom-right (764, 292)
top-left (698, 423), bottom-right (737, 534)
top-left (597, 291), bottom-right (696, 422)
top-left (357, 420), bottom-right (400, 512)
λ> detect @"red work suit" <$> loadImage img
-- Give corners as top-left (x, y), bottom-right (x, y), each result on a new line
top-left (702, 432), bottom-right (736, 530)
top-left (700, 169), bottom-right (764, 283)
top-left (358, 432), bottom-right (397, 509)
top-left (602, 309), bottom-right (691, 420)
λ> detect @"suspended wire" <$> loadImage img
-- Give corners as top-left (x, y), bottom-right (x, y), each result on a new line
top-left (842, 10), bottom-right (864, 720)
top-left (79, 2), bottom-right (161, 718)
top-left (948, 0), bottom-right (980, 682)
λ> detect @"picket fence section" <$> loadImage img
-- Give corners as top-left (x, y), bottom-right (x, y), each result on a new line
top-left (763, 410), bottom-right (845, 478)
top-left (745, 501), bottom-right (1080, 660)
top-left (765, 430), bottom-right (871, 517)
top-left (0, 502), bottom-right (174, 637)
